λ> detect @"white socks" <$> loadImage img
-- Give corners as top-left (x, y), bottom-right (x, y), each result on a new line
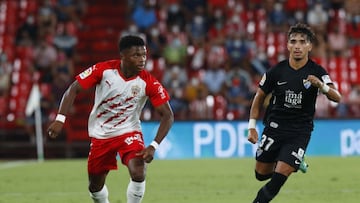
top-left (90, 185), bottom-right (110, 203)
top-left (127, 180), bottom-right (146, 203)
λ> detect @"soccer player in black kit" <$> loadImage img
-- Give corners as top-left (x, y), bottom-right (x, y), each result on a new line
top-left (247, 23), bottom-right (342, 203)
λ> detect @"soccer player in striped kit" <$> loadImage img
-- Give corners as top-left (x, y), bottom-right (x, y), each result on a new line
top-left (47, 35), bottom-right (174, 203)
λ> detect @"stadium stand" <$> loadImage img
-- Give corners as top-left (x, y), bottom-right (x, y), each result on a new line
top-left (0, 0), bottom-right (359, 158)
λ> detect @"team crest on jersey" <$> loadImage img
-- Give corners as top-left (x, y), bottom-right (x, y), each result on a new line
top-left (79, 66), bottom-right (94, 79)
top-left (131, 85), bottom-right (141, 97)
top-left (303, 79), bottom-right (311, 89)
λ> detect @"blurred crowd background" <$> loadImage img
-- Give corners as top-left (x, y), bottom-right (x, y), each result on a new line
top-left (0, 0), bottom-right (360, 142)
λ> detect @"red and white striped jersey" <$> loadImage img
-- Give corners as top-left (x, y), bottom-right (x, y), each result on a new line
top-left (76, 60), bottom-right (170, 139)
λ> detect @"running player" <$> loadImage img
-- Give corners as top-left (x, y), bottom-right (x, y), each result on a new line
top-left (47, 35), bottom-right (174, 203)
top-left (247, 23), bottom-right (341, 203)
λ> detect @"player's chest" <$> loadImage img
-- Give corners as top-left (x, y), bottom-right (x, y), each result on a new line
top-left (100, 71), bottom-right (147, 99)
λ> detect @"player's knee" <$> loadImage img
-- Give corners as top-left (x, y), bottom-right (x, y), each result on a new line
top-left (88, 183), bottom-right (104, 193)
top-left (255, 170), bottom-right (273, 181)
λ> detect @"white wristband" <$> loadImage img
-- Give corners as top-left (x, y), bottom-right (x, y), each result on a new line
top-left (55, 114), bottom-right (66, 123)
top-left (150, 141), bottom-right (159, 150)
top-left (321, 83), bottom-right (330, 93)
top-left (248, 119), bottom-right (256, 129)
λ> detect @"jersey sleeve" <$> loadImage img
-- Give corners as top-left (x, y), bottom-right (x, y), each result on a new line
top-left (75, 64), bottom-right (103, 89)
top-left (145, 76), bottom-right (170, 107)
top-left (259, 68), bottom-right (276, 94)
top-left (316, 65), bottom-right (333, 85)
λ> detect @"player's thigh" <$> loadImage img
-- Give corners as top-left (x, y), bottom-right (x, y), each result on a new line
top-left (277, 133), bottom-right (310, 171)
top-left (255, 128), bottom-right (281, 163)
top-left (127, 157), bottom-right (146, 182)
top-left (255, 161), bottom-right (276, 174)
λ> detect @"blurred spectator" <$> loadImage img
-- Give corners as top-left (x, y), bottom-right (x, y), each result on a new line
top-left (188, 80), bottom-right (212, 120)
top-left (267, 2), bottom-right (288, 32)
top-left (225, 33), bottom-right (250, 66)
top-left (131, 0), bottom-right (157, 32)
top-left (163, 25), bottom-right (188, 65)
top-left (328, 25), bottom-right (347, 57)
top-left (223, 66), bottom-right (253, 119)
top-left (15, 14), bottom-right (38, 46)
top-left (201, 59), bottom-right (226, 95)
top-left (307, 2), bottom-right (329, 33)
top-left (0, 53), bottom-right (12, 96)
top-left (37, 0), bottom-right (58, 38)
top-left (310, 32), bottom-right (329, 59)
top-left (51, 50), bottom-right (74, 105)
top-left (52, 23), bottom-right (78, 58)
top-left (186, 5), bottom-right (208, 41)
top-left (166, 1), bottom-right (186, 30)
top-left (162, 64), bottom-right (188, 119)
top-left (145, 25), bottom-right (166, 58)
top-left (33, 39), bottom-right (58, 83)
top-left (346, 83), bottom-right (360, 117)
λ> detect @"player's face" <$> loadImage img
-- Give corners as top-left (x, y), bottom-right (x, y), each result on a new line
top-left (287, 33), bottom-right (312, 61)
top-left (121, 46), bottom-right (147, 74)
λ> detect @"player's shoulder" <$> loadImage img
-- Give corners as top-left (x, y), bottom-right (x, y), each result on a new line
top-left (139, 69), bottom-right (158, 83)
top-left (94, 59), bottom-right (120, 71)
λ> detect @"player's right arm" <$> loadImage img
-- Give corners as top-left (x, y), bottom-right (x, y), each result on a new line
top-left (47, 80), bottom-right (84, 138)
top-left (247, 88), bottom-right (267, 144)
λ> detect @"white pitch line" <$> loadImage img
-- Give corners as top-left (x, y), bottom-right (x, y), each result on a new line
top-left (0, 160), bottom-right (38, 170)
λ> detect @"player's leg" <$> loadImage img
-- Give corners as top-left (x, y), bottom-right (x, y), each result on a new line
top-left (88, 137), bottom-right (119, 203)
top-left (89, 172), bottom-right (110, 203)
top-left (255, 161), bottom-right (276, 181)
top-left (126, 157), bottom-right (146, 203)
top-left (118, 132), bottom-right (147, 203)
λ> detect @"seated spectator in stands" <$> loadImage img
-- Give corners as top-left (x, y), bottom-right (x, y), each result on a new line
top-left (162, 64), bottom-right (188, 120)
top-left (0, 53), bottom-right (12, 96)
top-left (163, 25), bottom-right (188, 66)
top-left (188, 81), bottom-right (212, 120)
top-left (268, 2), bottom-right (288, 32)
top-left (307, 2), bottom-right (329, 33)
top-left (145, 25), bottom-right (166, 58)
top-left (346, 83), bottom-right (360, 117)
top-left (328, 25), bottom-right (348, 57)
top-left (15, 14), bottom-right (38, 46)
top-left (225, 33), bottom-right (250, 66)
top-left (187, 5), bottom-right (208, 41)
top-left (53, 23), bottom-right (78, 58)
top-left (223, 66), bottom-right (253, 119)
top-left (202, 57), bottom-right (227, 95)
top-left (131, 0), bottom-right (157, 32)
top-left (37, 0), bottom-right (58, 38)
top-left (33, 39), bottom-right (58, 83)
top-left (310, 32), bottom-right (329, 60)
top-left (166, 1), bottom-right (186, 31)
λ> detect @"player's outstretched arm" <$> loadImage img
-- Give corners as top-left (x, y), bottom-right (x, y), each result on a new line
top-left (47, 80), bottom-right (83, 138)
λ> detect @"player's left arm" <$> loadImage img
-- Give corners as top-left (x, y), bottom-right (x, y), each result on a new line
top-left (138, 102), bottom-right (173, 163)
top-left (307, 75), bottom-right (342, 102)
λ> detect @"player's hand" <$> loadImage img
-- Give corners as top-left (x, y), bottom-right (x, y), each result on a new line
top-left (247, 128), bottom-right (258, 144)
top-left (46, 121), bottom-right (64, 139)
top-left (306, 75), bottom-right (322, 88)
top-left (136, 146), bottom-right (155, 163)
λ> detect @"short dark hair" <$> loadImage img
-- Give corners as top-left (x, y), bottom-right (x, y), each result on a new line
top-left (118, 35), bottom-right (145, 52)
top-left (287, 23), bottom-right (316, 43)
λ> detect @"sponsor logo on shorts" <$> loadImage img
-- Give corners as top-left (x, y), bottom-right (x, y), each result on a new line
top-left (124, 133), bottom-right (143, 145)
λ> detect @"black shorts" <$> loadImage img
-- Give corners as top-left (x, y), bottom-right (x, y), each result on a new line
top-left (255, 127), bottom-right (311, 171)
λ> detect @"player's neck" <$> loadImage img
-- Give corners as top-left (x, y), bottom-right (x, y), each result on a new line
top-left (288, 57), bottom-right (308, 70)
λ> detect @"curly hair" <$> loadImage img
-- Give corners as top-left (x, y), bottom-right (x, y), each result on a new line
top-left (287, 23), bottom-right (316, 43)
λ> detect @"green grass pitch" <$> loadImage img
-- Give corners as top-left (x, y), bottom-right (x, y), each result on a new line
top-left (0, 157), bottom-right (359, 203)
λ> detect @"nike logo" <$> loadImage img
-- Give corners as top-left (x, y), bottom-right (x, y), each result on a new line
top-left (277, 81), bottom-right (287, 85)
top-left (295, 160), bottom-right (301, 165)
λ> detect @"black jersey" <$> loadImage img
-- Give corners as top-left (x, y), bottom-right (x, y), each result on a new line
top-left (259, 59), bottom-right (333, 133)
